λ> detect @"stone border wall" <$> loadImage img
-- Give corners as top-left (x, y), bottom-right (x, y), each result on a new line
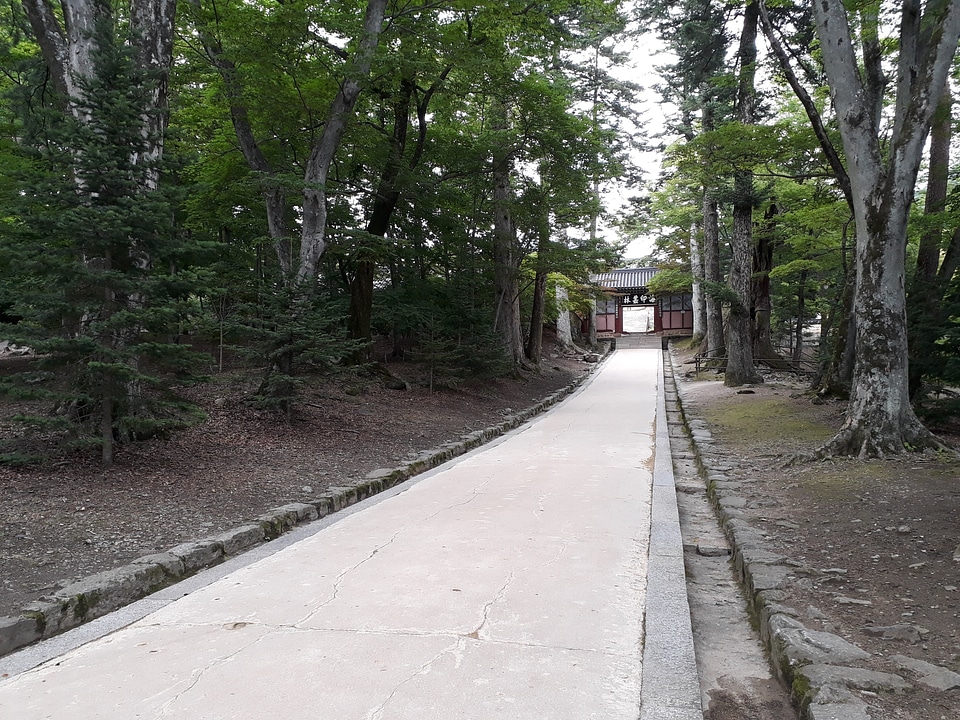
top-left (0, 356), bottom-right (606, 659)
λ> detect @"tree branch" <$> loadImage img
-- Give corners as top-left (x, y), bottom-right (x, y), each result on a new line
top-left (757, 0), bottom-right (852, 210)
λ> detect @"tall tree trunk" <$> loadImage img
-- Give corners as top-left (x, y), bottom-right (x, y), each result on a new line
top-left (725, 203), bottom-right (762, 385)
top-left (724, 0), bottom-right (762, 387)
top-left (24, 0), bottom-right (176, 184)
top-left (23, 0), bottom-right (176, 462)
top-left (793, 268), bottom-right (808, 364)
top-left (811, 0), bottom-right (960, 457)
top-left (703, 195), bottom-right (724, 357)
top-left (525, 268), bottom-right (548, 364)
top-left (348, 69), bottom-right (414, 356)
top-left (689, 217), bottom-right (706, 344)
top-left (525, 209), bottom-right (551, 365)
top-left (491, 98), bottom-right (526, 367)
top-left (556, 285), bottom-right (573, 347)
top-left (752, 202), bottom-right (782, 364)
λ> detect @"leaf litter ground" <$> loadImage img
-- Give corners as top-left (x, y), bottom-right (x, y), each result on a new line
top-left (0, 341), bottom-right (587, 622)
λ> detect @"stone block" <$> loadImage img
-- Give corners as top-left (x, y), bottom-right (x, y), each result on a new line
top-left (775, 625), bottom-right (871, 670)
top-left (798, 663), bottom-right (910, 694)
top-left (744, 562), bottom-right (790, 596)
top-left (718, 495), bottom-right (747, 509)
top-left (39, 562), bottom-right (170, 634)
top-left (277, 502), bottom-right (318, 523)
top-left (169, 539), bottom-right (224, 572)
top-left (257, 507), bottom-right (300, 539)
top-left (892, 654), bottom-right (960, 691)
top-left (0, 614), bottom-right (42, 656)
top-left (130, 552), bottom-right (186, 578)
top-left (213, 524), bottom-right (265, 556)
top-left (327, 486), bottom-right (358, 509)
top-left (20, 600), bottom-right (62, 638)
top-left (365, 468), bottom-right (395, 482)
top-left (726, 519), bottom-right (766, 549)
top-left (806, 700), bottom-right (871, 720)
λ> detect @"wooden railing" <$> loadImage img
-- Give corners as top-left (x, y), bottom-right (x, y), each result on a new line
top-left (693, 347), bottom-right (819, 376)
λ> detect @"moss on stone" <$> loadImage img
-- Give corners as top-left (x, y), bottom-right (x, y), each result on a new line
top-left (24, 610), bottom-right (46, 635)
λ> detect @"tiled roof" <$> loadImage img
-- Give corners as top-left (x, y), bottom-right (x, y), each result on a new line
top-left (591, 267), bottom-right (659, 290)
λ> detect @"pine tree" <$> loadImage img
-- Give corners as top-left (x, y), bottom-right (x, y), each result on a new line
top-left (0, 14), bottom-right (207, 466)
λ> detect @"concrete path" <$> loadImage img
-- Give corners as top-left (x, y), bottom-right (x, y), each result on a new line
top-left (0, 349), bottom-right (699, 719)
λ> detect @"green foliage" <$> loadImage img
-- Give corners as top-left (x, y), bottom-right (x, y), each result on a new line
top-left (0, 13), bottom-right (209, 461)
top-left (647, 268), bottom-right (693, 295)
top-left (230, 286), bottom-right (360, 413)
top-left (408, 314), bottom-right (465, 393)
top-left (376, 278), bottom-right (511, 386)
top-left (702, 280), bottom-right (738, 306)
top-left (909, 278), bottom-right (960, 399)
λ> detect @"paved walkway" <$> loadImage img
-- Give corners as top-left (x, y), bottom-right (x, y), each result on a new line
top-left (0, 350), bottom-right (699, 719)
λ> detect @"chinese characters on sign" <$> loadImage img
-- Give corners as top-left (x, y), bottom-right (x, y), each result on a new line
top-left (619, 291), bottom-right (656, 305)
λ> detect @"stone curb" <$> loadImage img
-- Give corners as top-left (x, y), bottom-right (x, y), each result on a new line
top-left (664, 347), bottom-right (909, 720)
top-left (639, 350), bottom-right (703, 719)
top-left (0, 354), bottom-right (607, 659)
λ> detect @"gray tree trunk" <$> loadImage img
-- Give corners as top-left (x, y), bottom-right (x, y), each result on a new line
top-left (23, 0), bottom-right (177, 465)
top-left (702, 195), bottom-right (724, 357)
top-left (724, 0), bottom-right (762, 387)
top-left (812, 0), bottom-right (960, 457)
top-left (556, 285), bottom-right (573, 347)
top-left (491, 98), bottom-right (526, 367)
top-left (23, 0), bottom-right (176, 190)
top-left (689, 217), bottom-right (706, 343)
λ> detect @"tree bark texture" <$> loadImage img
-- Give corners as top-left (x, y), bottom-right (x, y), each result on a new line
top-left (793, 268), bottom-right (807, 364)
top-left (491, 98), bottom-right (526, 367)
top-left (702, 195), bottom-right (724, 357)
top-left (525, 268), bottom-right (547, 364)
top-left (725, 0), bottom-right (762, 387)
top-left (23, 0), bottom-right (176, 189)
top-left (726, 201), bottom-right (762, 385)
top-left (23, 0), bottom-right (177, 460)
top-left (689, 217), bottom-right (706, 343)
top-left (556, 285), bottom-right (573, 347)
top-left (812, 0), bottom-right (960, 457)
top-left (347, 67), bottom-right (428, 351)
top-left (752, 203), bottom-right (785, 366)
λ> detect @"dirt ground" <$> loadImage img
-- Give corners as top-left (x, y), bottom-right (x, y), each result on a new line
top-left (671, 344), bottom-right (960, 720)
top-left (0, 339), bottom-right (590, 622)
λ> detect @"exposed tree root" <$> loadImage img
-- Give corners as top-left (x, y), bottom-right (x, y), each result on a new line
top-left (789, 417), bottom-right (956, 464)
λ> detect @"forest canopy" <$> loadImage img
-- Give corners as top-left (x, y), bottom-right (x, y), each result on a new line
top-left (3, 0), bottom-right (960, 463)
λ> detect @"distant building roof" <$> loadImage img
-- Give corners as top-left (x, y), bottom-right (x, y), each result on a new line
top-left (591, 267), bottom-right (659, 290)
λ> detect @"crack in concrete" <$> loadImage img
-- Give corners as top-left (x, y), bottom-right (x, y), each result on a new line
top-left (152, 628), bottom-right (272, 718)
top-left (364, 636), bottom-right (466, 720)
top-left (296, 529), bottom-right (404, 626)
top-left (465, 571), bottom-right (515, 640)
top-left (421, 479), bottom-right (491, 522)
